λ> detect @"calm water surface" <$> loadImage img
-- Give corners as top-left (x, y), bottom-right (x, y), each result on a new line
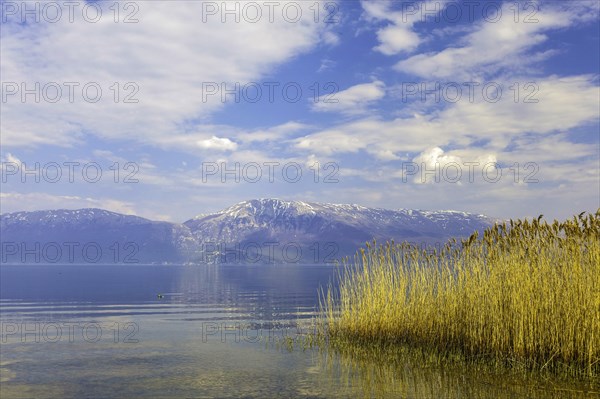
top-left (0, 265), bottom-right (596, 398)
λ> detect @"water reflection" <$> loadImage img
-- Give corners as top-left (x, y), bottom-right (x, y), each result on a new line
top-left (1, 265), bottom-right (597, 398)
top-left (313, 343), bottom-right (599, 399)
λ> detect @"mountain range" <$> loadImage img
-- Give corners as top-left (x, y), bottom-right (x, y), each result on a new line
top-left (0, 199), bottom-right (496, 264)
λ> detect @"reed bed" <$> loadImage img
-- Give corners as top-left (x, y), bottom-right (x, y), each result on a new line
top-left (320, 211), bottom-right (600, 379)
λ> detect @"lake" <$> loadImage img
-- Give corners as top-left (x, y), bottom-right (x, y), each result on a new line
top-left (0, 265), bottom-right (596, 398)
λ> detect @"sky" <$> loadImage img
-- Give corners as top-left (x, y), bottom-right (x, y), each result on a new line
top-left (1, 0), bottom-right (599, 222)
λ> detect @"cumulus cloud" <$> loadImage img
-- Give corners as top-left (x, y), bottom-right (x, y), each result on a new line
top-left (196, 136), bottom-right (238, 151)
top-left (412, 147), bottom-right (497, 184)
top-left (375, 26), bottom-right (421, 55)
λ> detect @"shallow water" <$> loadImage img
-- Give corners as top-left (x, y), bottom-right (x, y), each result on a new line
top-left (0, 265), bottom-right (597, 398)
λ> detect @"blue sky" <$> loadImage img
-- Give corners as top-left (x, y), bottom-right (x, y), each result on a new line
top-left (1, 0), bottom-right (599, 222)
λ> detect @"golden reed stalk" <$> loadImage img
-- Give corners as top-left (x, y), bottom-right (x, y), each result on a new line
top-left (320, 210), bottom-right (600, 379)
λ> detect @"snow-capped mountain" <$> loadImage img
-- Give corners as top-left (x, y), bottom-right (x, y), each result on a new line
top-left (183, 199), bottom-right (495, 263)
top-left (0, 200), bottom-right (496, 264)
top-left (0, 209), bottom-right (194, 264)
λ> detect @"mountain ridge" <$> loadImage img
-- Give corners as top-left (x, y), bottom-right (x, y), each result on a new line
top-left (1, 199), bottom-right (497, 264)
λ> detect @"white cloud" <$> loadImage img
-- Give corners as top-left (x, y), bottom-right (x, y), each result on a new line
top-left (296, 118), bottom-right (378, 155)
top-left (412, 147), bottom-right (497, 184)
top-left (312, 81), bottom-right (386, 115)
top-left (375, 25), bottom-right (422, 55)
top-left (196, 136), bottom-right (238, 151)
top-left (317, 59), bottom-right (336, 73)
top-left (322, 31), bottom-right (341, 46)
top-left (1, 1), bottom-right (334, 149)
top-left (238, 122), bottom-right (310, 143)
top-left (0, 153), bottom-right (23, 177)
top-left (362, 0), bottom-right (448, 55)
top-left (296, 75), bottom-right (599, 160)
top-left (395, 1), bottom-right (600, 79)
top-left (1, 153), bottom-right (22, 165)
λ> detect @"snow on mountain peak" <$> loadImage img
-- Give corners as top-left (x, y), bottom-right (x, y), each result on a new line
top-left (1, 200), bottom-right (497, 264)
